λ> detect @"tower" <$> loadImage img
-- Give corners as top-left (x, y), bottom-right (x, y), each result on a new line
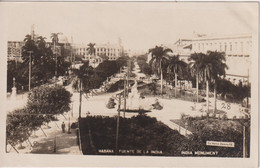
top-left (31, 24), bottom-right (35, 41)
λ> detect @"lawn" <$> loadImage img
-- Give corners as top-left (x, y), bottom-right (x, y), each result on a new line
top-left (138, 83), bottom-right (206, 102)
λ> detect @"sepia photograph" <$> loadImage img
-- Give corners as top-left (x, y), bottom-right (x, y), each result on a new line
top-left (0, 1), bottom-right (258, 167)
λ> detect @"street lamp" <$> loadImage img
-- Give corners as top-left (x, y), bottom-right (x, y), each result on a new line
top-left (114, 93), bottom-right (122, 155)
top-left (238, 119), bottom-right (250, 158)
top-left (27, 51), bottom-right (33, 91)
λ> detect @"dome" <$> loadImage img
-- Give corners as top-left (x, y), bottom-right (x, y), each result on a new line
top-left (58, 35), bottom-right (69, 44)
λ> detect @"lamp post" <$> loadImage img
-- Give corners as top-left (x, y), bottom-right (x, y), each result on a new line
top-left (115, 93), bottom-right (122, 155)
top-left (28, 51), bottom-right (33, 91)
top-left (238, 119), bottom-right (249, 158)
top-left (54, 40), bottom-right (57, 77)
top-left (123, 75), bottom-right (127, 118)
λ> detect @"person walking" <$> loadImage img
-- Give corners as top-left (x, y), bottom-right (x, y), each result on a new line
top-left (61, 122), bottom-right (66, 133)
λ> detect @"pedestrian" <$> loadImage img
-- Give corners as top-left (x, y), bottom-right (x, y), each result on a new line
top-left (61, 122), bottom-right (66, 133)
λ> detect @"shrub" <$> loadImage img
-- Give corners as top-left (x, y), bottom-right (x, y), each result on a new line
top-left (79, 115), bottom-right (186, 155)
top-left (106, 98), bottom-right (116, 109)
top-left (152, 100), bottom-right (163, 110)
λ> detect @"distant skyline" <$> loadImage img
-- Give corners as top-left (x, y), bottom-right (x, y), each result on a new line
top-left (2, 2), bottom-right (258, 52)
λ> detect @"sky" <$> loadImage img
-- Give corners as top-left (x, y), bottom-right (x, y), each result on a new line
top-left (2, 2), bottom-right (258, 52)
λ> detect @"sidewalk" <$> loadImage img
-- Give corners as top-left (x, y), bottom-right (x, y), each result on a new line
top-left (30, 123), bottom-right (81, 155)
top-left (6, 111), bottom-right (81, 154)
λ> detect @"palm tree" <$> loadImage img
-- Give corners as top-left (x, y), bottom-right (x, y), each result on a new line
top-left (72, 61), bottom-right (94, 118)
top-left (36, 36), bottom-right (47, 49)
top-left (87, 43), bottom-right (96, 68)
top-left (149, 46), bottom-right (172, 95)
top-left (167, 55), bottom-right (187, 97)
top-left (21, 35), bottom-right (38, 63)
top-left (87, 43), bottom-right (96, 55)
top-left (207, 51), bottom-right (228, 113)
top-left (51, 33), bottom-right (62, 76)
top-left (189, 53), bottom-right (207, 103)
top-left (202, 56), bottom-right (213, 114)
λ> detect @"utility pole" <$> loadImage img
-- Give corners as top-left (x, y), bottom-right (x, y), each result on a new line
top-left (54, 40), bottom-right (57, 77)
top-left (28, 51), bottom-right (33, 91)
top-left (243, 125), bottom-right (246, 158)
top-left (79, 81), bottom-right (82, 119)
top-left (115, 94), bottom-right (121, 155)
top-left (71, 36), bottom-right (73, 69)
top-left (127, 60), bottom-right (130, 93)
top-left (247, 69), bottom-right (249, 108)
top-left (238, 119), bottom-right (248, 158)
top-left (123, 76), bottom-right (126, 118)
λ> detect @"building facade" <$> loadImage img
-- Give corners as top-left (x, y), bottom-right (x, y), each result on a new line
top-left (173, 34), bottom-right (251, 85)
top-left (8, 35), bottom-right (72, 62)
top-left (7, 41), bottom-right (25, 62)
top-left (73, 42), bottom-right (123, 61)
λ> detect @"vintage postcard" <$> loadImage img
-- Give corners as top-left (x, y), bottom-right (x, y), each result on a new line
top-left (0, 1), bottom-right (258, 167)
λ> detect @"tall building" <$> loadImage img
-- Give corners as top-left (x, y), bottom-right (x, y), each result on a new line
top-left (8, 34), bottom-right (72, 62)
top-left (7, 41), bottom-right (25, 62)
top-left (173, 33), bottom-right (252, 85)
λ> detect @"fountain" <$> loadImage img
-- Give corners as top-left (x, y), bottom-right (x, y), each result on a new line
top-left (124, 80), bottom-right (152, 112)
top-left (117, 61), bottom-right (160, 113)
top-left (126, 80), bottom-right (140, 110)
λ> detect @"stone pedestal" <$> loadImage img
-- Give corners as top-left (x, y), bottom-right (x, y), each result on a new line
top-left (11, 87), bottom-right (17, 100)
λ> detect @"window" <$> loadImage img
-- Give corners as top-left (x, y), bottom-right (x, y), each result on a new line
top-left (230, 43), bottom-right (232, 51)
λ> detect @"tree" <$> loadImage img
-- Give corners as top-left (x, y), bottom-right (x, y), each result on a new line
top-left (35, 36), bottom-right (56, 82)
top-left (21, 35), bottom-right (38, 63)
top-left (36, 36), bottom-right (47, 51)
top-left (141, 63), bottom-right (152, 76)
top-left (207, 51), bottom-right (228, 113)
top-left (200, 55), bottom-right (213, 114)
top-left (6, 85), bottom-right (71, 151)
top-left (194, 52), bottom-right (227, 114)
top-left (116, 56), bottom-right (129, 69)
top-left (189, 53), bottom-right (207, 103)
top-left (87, 43), bottom-right (96, 55)
top-left (51, 33), bottom-right (61, 45)
top-left (72, 61), bottom-right (94, 118)
top-left (149, 46), bottom-right (172, 95)
top-left (27, 85), bottom-right (72, 124)
top-left (95, 60), bottom-right (120, 79)
top-left (51, 32), bottom-right (62, 76)
top-left (6, 109), bottom-right (32, 150)
top-left (136, 55), bottom-right (152, 76)
top-left (167, 55), bottom-right (187, 97)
